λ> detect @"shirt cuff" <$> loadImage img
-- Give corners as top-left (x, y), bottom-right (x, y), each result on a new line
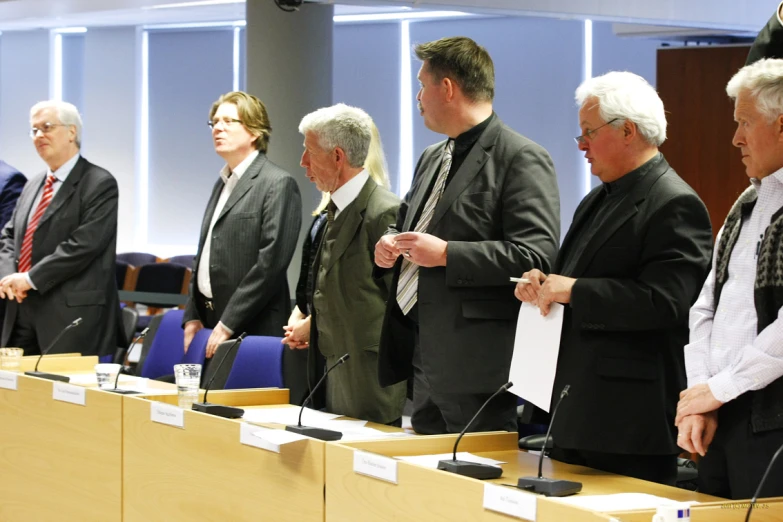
top-left (218, 321), bottom-right (234, 336)
top-left (707, 371), bottom-right (742, 404)
top-left (25, 272), bottom-right (37, 291)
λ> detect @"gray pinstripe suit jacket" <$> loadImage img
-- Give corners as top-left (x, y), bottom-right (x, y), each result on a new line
top-left (184, 152), bottom-right (302, 336)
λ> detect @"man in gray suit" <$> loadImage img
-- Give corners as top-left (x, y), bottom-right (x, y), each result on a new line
top-left (0, 100), bottom-right (121, 356)
top-left (183, 92), bottom-right (303, 394)
top-left (284, 104), bottom-right (406, 424)
top-left (375, 37), bottom-right (561, 434)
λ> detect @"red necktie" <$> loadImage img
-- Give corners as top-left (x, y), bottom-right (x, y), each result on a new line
top-left (19, 174), bottom-right (56, 273)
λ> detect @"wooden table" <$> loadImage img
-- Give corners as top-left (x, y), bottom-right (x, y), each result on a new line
top-left (326, 434), bottom-right (722, 521)
top-left (611, 497), bottom-right (783, 521)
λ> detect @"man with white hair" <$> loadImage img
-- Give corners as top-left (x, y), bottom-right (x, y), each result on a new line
top-left (676, 58), bottom-right (783, 499)
top-left (0, 100), bottom-right (121, 356)
top-left (289, 104), bottom-right (406, 424)
top-left (516, 72), bottom-right (712, 485)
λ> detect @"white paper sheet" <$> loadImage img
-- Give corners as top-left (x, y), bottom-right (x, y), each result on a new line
top-left (508, 302), bottom-right (564, 412)
top-left (239, 424), bottom-right (309, 453)
top-left (553, 493), bottom-right (700, 512)
top-left (394, 452), bottom-right (506, 469)
top-left (61, 373), bottom-right (141, 386)
top-left (240, 405), bottom-right (340, 425)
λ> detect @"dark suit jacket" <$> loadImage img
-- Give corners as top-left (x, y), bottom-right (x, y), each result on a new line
top-left (549, 155), bottom-right (713, 455)
top-left (0, 156), bottom-right (122, 356)
top-left (184, 152), bottom-right (302, 337)
top-left (311, 178), bottom-right (406, 424)
top-left (0, 161), bottom-right (26, 228)
top-left (747, 8), bottom-right (783, 64)
top-left (378, 115), bottom-right (561, 395)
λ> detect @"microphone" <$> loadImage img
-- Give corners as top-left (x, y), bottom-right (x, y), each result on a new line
top-left (285, 353), bottom-right (350, 441)
top-left (745, 439), bottom-right (783, 522)
top-left (106, 328), bottom-right (149, 395)
top-left (436, 381), bottom-right (513, 480)
top-left (516, 385), bottom-right (582, 496)
top-left (191, 333), bottom-right (247, 418)
top-left (24, 317), bottom-right (83, 382)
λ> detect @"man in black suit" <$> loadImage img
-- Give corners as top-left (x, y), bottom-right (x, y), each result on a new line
top-left (0, 161), bottom-right (26, 228)
top-left (747, 2), bottom-right (783, 65)
top-left (516, 71), bottom-right (713, 486)
top-left (375, 37), bottom-right (560, 434)
top-left (183, 91), bottom-right (303, 397)
top-left (0, 101), bottom-right (121, 356)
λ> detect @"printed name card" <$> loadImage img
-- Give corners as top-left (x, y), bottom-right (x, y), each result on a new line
top-left (53, 382), bottom-right (86, 406)
top-left (0, 370), bottom-right (18, 390)
top-left (239, 423), bottom-right (308, 453)
top-left (483, 483), bottom-right (537, 520)
top-left (150, 401), bottom-right (184, 428)
top-left (353, 450), bottom-right (398, 484)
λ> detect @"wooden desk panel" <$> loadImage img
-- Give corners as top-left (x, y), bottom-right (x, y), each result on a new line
top-left (612, 498), bottom-right (783, 521)
top-left (0, 374), bottom-right (123, 522)
top-left (19, 354), bottom-right (98, 372)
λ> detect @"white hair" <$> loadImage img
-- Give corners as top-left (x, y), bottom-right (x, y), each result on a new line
top-left (575, 71), bottom-right (667, 146)
top-left (298, 103), bottom-right (372, 168)
top-left (726, 58), bottom-right (783, 123)
top-left (30, 100), bottom-right (83, 148)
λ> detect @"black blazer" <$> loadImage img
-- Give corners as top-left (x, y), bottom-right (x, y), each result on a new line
top-left (378, 115), bottom-right (561, 395)
top-left (549, 155), bottom-right (713, 455)
top-left (747, 8), bottom-right (783, 64)
top-left (0, 156), bottom-right (122, 356)
top-left (184, 152), bottom-right (302, 337)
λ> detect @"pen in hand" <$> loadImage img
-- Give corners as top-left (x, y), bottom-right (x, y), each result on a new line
top-left (509, 277), bottom-right (530, 284)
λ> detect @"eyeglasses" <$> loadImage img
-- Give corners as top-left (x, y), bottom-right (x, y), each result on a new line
top-left (208, 118), bottom-right (242, 129)
top-left (29, 122), bottom-right (69, 138)
top-left (574, 118), bottom-right (619, 145)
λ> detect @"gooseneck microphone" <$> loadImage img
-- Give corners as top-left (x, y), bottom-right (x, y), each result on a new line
top-left (24, 317), bottom-right (83, 382)
top-left (516, 385), bottom-right (582, 497)
top-left (106, 327), bottom-right (149, 395)
top-left (285, 353), bottom-right (350, 441)
top-left (437, 381), bottom-right (513, 480)
top-left (745, 439), bottom-right (783, 522)
top-left (192, 333), bottom-right (247, 418)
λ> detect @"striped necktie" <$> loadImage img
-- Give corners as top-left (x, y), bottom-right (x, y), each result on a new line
top-left (396, 140), bottom-right (454, 315)
top-left (19, 174), bottom-right (57, 273)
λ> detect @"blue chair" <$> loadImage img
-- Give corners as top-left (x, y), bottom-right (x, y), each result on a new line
top-left (181, 327), bottom-right (212, 365)
top-left (117, 252), bottom-right (157, 266)
top-left (224, 336), bottom-right (285, 389)
top-left (166, 255), bottom-right (196, 269)
top-left (139, 309), bottom-right (185, 379)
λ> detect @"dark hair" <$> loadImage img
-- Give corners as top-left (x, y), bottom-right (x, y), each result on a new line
top-left (210, 91), bottom-right (272, 152)
top-left (414, 36), bottom-right (494, 102)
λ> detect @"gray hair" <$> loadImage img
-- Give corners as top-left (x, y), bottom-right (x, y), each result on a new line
top-left (726, 58), bottom-right (783, 123)
top-left (30, 100), bottom-right (83, 148)
top-left (575, 71), bottom-right (666, 147)
top-left (298, 103), bottom-right (372, 168)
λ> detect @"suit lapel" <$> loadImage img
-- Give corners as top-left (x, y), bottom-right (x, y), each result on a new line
top-left (199, 180), bottom-right (224, 248)
top-left (324, 178), bottom-right (375, 274)
top-left (555, 187), bottom-right (605, 271)
top-left (216, 153), bottom-right (267, 223)
top-left (403, 144), bottom-right (444, 232)
top-left (37, 157), bottom-right (86, 229)
top-left (427, 117), bottom-right (500, 231)
top-left (568, 156), bottom-right (669, 277)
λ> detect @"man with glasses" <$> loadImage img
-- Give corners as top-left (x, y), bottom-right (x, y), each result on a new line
top-left (514, 71), bottom-right (713, 485)
top-left (183, 91), bottom-right (303, 397)
top-left (0, 100), bottom-right (122, 356)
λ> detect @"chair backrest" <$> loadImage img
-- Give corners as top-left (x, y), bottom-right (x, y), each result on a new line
top-left (139, 309), bottom-right (185, 379)
top-left (224, 336), bottom-right (285, 390)
top-left (166, 255), bottom-right (196, 269)
top-left (133, 263), bottom-right (189, 306)
top-left (117, 252), bottom-right (158, 266)
top-left (181, 327), bottom-right (212, 365)
top-left (121, 306), bottom-right (139, 347)
top-left (116, 261), bottom-right (131, 289)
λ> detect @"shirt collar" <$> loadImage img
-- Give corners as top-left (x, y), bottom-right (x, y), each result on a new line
top-left (220, 150), bottom-right (259, 184)
top-left (48, 152), bottom-right (80, 182)
top-left (603, 152), bottom-right (661, 196)
top-left (453, 112), bottom-right (495, 157)
top-left (330, 169), bottom-right (369, 212)
top-left (751, 164), bottom-right (783, 191)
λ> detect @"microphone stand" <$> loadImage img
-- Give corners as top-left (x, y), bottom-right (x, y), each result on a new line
top-left (191, 333), bottom-right (247, 418)
top-left (106, 328), bottom-right (149, 395)
top-left (285, 353), bottom-right (350, 441)
top-left (437, 381), bottom-right (513, 480)
top-left (516, 385), bottom-right (582, 496)
top-left (24, 317), bottom-right (83, 382)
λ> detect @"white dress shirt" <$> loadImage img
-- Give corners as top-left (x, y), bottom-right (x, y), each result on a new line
top-left (197, 150), bottom-right (258, 299)
top-left (25, 152), bottom-right (81, 289)
top-left (329, 169), bottom-right (368, 218)
top-left (685, 167), bottom-right (783, 403)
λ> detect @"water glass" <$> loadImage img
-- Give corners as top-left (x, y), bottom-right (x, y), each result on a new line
top-left (95, 363), bottom-right (121, 389)
top-left (0, 348), bottom-right (24, 372)
top-left (174, 363), bottom-right (201, 410)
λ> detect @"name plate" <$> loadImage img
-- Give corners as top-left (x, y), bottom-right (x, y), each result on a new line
top-left (53, 382), bottom-right (86, 406)
top-left (483, 484), bottom-right (537, 520)
top-left (150, 401), bottom-right (184, 428)
top-left (353, 450), bottom-right (398, 484)
top-left (0, 370), bottom-right (18, 390)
